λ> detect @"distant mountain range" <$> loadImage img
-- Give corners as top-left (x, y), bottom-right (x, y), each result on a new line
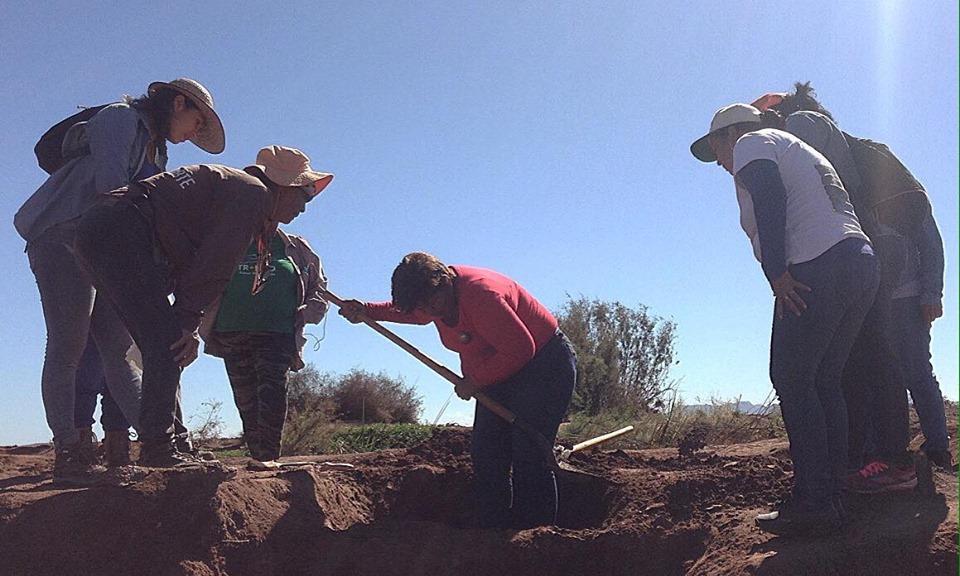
top-left (683, 400), bottom-right (770, 415)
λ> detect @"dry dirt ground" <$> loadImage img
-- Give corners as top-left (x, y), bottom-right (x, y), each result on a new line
top-left (0, 424), bottom-right (956, 576)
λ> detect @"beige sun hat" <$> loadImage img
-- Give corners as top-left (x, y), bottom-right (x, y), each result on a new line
top-left (147, 77), bottom-right (225, 154)
top-left (252, 146), bottom-right (334, 197)
top-left (690, 103), bottom-right (762, 163)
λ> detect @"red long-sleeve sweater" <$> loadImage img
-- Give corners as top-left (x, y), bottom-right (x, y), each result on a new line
top-left (364, 265), bottom-right (559, 387)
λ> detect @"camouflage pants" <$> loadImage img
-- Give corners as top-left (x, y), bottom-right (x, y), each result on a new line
top-left (217, 332), bottom-right (296, 461)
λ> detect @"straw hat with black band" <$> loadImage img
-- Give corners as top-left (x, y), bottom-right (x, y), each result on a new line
top-left (148, 78), bottom-right (225, 154)
top-left (246, 145), bottom-right (334, 198)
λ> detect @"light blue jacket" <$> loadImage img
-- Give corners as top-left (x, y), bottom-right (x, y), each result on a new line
top-left (14, 102), bottom-right (163, 243)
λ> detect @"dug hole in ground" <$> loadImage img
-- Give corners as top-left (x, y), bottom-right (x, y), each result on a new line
top-left (0, 419), bottom-right (956, 576)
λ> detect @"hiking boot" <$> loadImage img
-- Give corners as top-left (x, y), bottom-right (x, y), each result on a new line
top-left (755, 499), bottom-right (841, 536)
top-left (844, 460), bottom-right (917, 494)
top-left (103, 430), bottom-right (132, 467)
top-left (175, 435), bottom-right (217, 462)
top-left (138, 442), bottom-right (204, 468)
top-left (53, 442), bottom-right (105, 486)
top-left (76, 427), bottom-right (100, 466)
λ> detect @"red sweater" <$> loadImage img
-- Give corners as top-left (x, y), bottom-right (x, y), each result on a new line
top-left (364, 265), bottom-right (559, 387)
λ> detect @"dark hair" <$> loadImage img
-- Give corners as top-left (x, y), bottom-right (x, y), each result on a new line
top-left (390, 252), bottom-right (454, 313)
top-left (127, 87), bottom-right (198, 160)
top-left (244, 165), bottom-right (280, 192)
top-left (774, 81), bottom-right (836, 122)
top-left (759, 108), bottom-right (785, 129)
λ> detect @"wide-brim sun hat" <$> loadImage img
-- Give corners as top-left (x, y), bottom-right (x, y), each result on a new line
top-left (251, 145), bottom-right (334, 198)
top-left (690, 103), bottom-right (762, 163)
top-left (148, 77), bottom-right (225, 154)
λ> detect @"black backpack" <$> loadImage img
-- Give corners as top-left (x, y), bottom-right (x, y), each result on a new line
top-left (34, 103), bottom-right (114, 174)
top-left (843, 133), bottom-right (931, 239)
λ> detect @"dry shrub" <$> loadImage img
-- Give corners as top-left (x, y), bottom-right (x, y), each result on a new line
top-left (282, 398), bottom-right (337, 456)
top-left (326, 369), bottom-right (422, 424)
top-left (559, 391), bottom-right (785, 451)
top-left (280, 365), bottom-right (424, 455)
top-left (187, 399), bottom-right (225, 449)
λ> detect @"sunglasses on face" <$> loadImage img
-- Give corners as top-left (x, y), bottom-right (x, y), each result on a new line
top-left (300, 185), bottom-right (315, 203)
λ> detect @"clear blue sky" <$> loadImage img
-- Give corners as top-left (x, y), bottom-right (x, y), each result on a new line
top-left (1, 1), bottom-right (956, 444)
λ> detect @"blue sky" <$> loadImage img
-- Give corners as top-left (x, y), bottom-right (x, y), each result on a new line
top-left (1, 1), bottom-right (956, 444)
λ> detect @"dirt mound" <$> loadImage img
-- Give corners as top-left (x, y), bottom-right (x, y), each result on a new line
top-left (0, 426), bottom-right (955, 576)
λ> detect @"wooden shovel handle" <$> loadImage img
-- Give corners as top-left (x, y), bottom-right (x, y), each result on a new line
top-left (570, 425), bottom-right (634, 454)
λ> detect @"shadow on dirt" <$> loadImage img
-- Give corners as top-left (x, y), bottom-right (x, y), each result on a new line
top-left (752, 490), bottom-right (954, 576)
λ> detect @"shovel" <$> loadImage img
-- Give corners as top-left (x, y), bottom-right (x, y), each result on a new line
top-left (558, 425), bottom-right (634, 461)
top-left (318, 287), bottom-right (601, 482)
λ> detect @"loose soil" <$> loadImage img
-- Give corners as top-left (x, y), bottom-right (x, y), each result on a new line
top-left (0, 422), bottom-right (956, 576)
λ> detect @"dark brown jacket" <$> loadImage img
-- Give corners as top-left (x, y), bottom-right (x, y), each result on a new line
top-left (136, 164), bottom-right (274, 332)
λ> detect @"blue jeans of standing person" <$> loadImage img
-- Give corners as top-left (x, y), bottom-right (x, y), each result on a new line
top-left (75, 339), bottom-right (130, 432)
top-left (891, 296), bottom-right (949, 453)
top-left (27, 220), bottom-right (142, 447)
top-left (770, 238), bottom-right (879, 508)
top-left (842, 233), bottom-right (912, 469)
top-left (75, 197), bottom-right (186, 453)
top-left (470, 332), bottom-right (576, 528)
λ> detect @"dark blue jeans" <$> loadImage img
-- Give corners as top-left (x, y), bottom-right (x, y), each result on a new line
top-left (471, 333), bottom-right (576, 528)
top-left (74, 339), bottom-right (130, 432)
top-left (842, 237), bottom-right (911, 468)
top-left (770, 238), bottom-right (878, 507)
top-left (891, 296), bottom-right (949, 453)
top-left (76, 199), bottom-right (186, 450)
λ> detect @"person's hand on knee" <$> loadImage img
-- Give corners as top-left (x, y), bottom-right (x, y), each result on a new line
top-left (170, 329), bottom-right (200, 368)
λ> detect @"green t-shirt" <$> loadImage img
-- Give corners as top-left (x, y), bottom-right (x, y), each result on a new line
top-left (213, 235), bottom-right (298, 333)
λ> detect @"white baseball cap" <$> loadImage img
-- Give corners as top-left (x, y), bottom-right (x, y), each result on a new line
top-left (690, 103), bottom-right (762, 162)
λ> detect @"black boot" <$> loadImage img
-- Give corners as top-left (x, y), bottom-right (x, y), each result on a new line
top-left (755, 499), bottom-right (841, 537)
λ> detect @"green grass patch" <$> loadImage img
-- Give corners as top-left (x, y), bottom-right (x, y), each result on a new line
top-left (213, 448), bottom-right (250, 459)
top-left (328, 423), bottom-right (435, 454)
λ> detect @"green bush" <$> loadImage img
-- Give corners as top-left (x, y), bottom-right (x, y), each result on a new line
top-left (556, 296), bottom-right (677, 417)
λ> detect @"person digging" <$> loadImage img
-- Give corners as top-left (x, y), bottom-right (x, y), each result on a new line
top-left (338, 252), bottom-right (577, 529)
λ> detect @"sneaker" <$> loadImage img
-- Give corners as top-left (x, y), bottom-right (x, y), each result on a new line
top-left (53, 442), bottom-right (105, 486)
top-left (755, 499), bottom-right (841, 536)
top-left (845, 460), bottom-right (917, 494)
